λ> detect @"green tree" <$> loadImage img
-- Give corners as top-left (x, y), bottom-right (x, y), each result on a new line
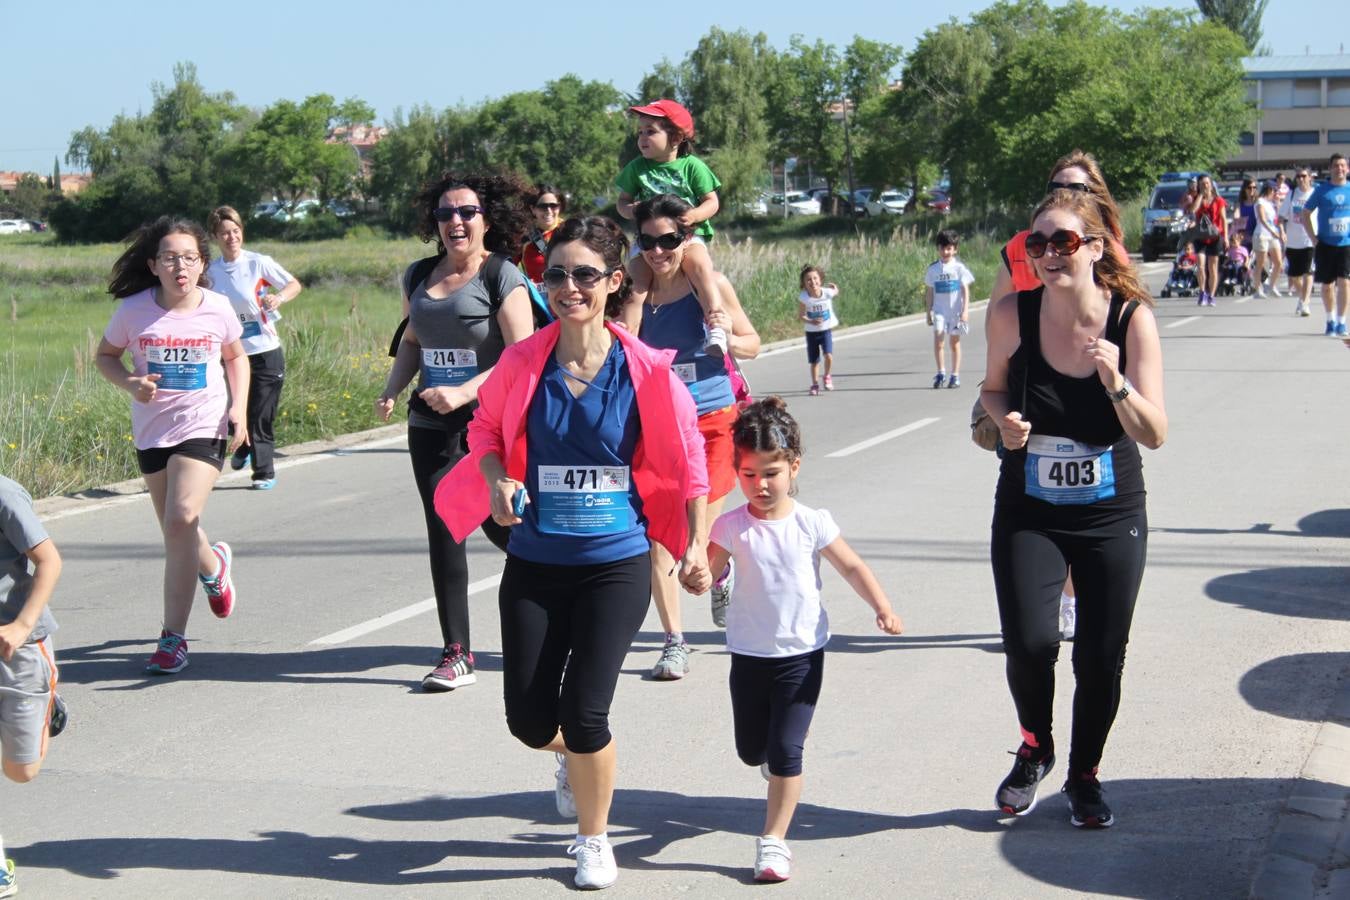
top-left (685, 28), bottom-right (777, 208)
top-left (766, 37), bottom-right (846, 196)
top-left (236, 93), bottom-right (374, 211)
top-left (3, 174), bottom-right (47, 219)
top-left (368, 105), bottom-right (480, 232)
top-left (50, 156), bottom-right (61, 192)
top-left (1195, 0), bottom-right (1267, 54)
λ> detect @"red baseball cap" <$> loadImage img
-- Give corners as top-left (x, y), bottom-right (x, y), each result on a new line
top-left (629, 99), bottom-right (695, 139)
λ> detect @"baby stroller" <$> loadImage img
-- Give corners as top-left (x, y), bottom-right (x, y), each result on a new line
top-left (1216, 255), bottom-right (1252, 297)
top-left (1159, 248), bottom-right (1199, 298)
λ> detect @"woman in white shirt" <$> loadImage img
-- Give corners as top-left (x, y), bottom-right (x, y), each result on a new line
top-left (1280, 170), bottom-right (1317, 316)
top-left (1252, 182), bottom-right (1285, 299)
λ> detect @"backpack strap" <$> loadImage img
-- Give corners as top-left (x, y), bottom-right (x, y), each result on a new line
top-left (1105, 294), bottom-right (1140, 374)
top-left (389, 254), bottom-right (443, 357)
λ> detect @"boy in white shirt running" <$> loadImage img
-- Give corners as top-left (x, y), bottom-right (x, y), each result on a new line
top-left (924, 229), bottom-right (975, 388)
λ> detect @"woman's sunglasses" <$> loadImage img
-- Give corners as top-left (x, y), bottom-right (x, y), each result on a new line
top-left (637, 231), bottom-right (685, 252)
top-left (1047, 181), bottom-right (1092, 194)
top-left (542, 265), bottom-right (614, 290)
top-left (1025, 229), bottom-right (1101, 259)
top-left (432, 204), bottom-right (484, 222)
top-left (534, 202), bottom-right (561, 211)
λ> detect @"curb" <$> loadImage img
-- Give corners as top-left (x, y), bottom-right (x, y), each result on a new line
top-left (1250, 664), bottom-right (1350, 899)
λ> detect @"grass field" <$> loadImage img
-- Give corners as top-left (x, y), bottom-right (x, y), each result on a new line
top-left (1, 222), bottom-right (999, 498)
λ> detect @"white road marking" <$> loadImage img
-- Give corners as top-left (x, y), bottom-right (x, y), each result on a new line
top-left (1165, 316), bottom-right (1202, 329)
top-left (310, 573), bottom-right (503, 646)
top-left (826, 417), bottom-right (940, 458)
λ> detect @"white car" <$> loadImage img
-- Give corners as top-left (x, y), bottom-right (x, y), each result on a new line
top-left (0, 219), bottom-right (28, 234)
top-left (768, 191), bottom-right (821, 217)
top-left (866, 190), bottom-right (911, 216)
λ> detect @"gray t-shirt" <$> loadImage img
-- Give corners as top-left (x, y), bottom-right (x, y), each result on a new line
top-left (0, 476), bottom-right (58, 642)
top-left (405, 255), bottom-right (527, 432)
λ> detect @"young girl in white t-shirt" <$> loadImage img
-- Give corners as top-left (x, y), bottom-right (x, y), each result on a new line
top-left (797, 265), bottom-right (840, 396)
top-left (700, 396), bottom-right (902, 883)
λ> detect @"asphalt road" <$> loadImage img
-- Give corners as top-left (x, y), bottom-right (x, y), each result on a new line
top-left (7, 263), bottom-right (1349, 898)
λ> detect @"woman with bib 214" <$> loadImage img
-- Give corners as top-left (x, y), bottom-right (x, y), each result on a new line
top-left (981, 188), bottom-right (1166, 829)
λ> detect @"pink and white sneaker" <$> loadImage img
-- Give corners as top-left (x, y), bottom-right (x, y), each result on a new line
top-left (145, 630), bottom-right (189, 675)
top-left (200, 541), bottom-right (235, 618)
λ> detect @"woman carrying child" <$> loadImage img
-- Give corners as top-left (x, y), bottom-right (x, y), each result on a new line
top-left (697, 396), bottom-right (902, 881)
top-left (95, 217), bottom-right (248, 675)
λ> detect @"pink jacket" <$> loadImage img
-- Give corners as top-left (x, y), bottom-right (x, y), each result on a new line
top-left (434, 320), bottom-right (709, 560)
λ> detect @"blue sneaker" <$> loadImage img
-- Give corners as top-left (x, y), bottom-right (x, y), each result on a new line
top-left (252, 478), bottom-right (277, 491)
top-left (230, 450), bottom-right (251, 471)
top-left (1327, 321), bottom-right (1337, 336)
top-left (1337, 323), bottom-right (1348, 337)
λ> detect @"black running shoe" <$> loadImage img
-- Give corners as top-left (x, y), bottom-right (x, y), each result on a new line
top-left (49, 693), bottom-right (68, 738)
top-left (996, 743), bottom-right (1055, 815)
top-left (1063, 771), bottom-right (1114, 828)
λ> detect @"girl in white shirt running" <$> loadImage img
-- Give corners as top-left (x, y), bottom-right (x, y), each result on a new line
top-left (700, 395), bottom-right (902, 883)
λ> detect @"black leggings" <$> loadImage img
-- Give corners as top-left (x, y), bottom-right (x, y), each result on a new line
top-left (408, 426), bottom-right (509, 651)
top-left (498, 553), bottom-right (651, 755)
top-left (231, 347), bottom-right (285, 479)
top-left (991, 503), bottom-right (1147, 776)
top-left (730, 649), bottom-right (824, 777)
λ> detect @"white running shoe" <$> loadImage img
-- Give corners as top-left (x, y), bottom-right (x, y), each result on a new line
top-left (1059, 594), bottom-right (1077, 641)
top-left (754, 836), bottom-right (792, 882)
top-left (704, 326), bottom-right (728, 359)
top-left (1254, 286), bottom-right (1269, 299)
top-left (1269, 284), bottom-right (1283, 297)
top-left (569, 835), bottom-right (617, 890)
top-left (555, 752), bottom-right (577, 819)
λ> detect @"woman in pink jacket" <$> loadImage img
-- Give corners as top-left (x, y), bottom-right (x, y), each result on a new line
top-left (435, 216), bottom-right (711, 890)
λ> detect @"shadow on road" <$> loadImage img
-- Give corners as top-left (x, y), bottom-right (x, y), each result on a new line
top-left (1239, 651), bottom-right (1350, 722)
top-left (1205, 565), bottom-right (1350, 621)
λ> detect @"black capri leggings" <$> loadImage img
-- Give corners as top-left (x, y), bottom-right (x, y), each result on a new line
top-left (408, 425), bottom-right (510, 651)
top-left (991, 503), bottom-right (1147, 776)
top-left (498, 552), bottom-right (651, 755)
top-left (730, 648), bottom-right (824, 777)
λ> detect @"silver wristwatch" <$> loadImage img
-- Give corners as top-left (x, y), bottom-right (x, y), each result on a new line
top-left (1106, 378), bottom-right (1133, 403)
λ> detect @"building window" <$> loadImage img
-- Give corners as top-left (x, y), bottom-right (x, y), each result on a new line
top-left (1262, 130), bottom-right (1321, 146)
top-left (1293, 79), bottom-right (1323, 107)
top-left (1244, 80), bottom-right (1259, 103)
top-left (1261, 78), bottom-right (1293, 109)
top-left (1329, 79), bottom-right (1350, 106)
top-left (1329, 130), bottom-right (1350, 144)
top-left (1238, 131), bottom-right (1255, 146)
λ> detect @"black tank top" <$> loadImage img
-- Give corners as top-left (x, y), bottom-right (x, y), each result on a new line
top-left (996, 288), bottom-right (1145, 509)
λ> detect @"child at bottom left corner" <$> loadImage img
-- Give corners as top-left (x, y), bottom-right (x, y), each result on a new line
top-left (0, 474), bottom-right (67, 899)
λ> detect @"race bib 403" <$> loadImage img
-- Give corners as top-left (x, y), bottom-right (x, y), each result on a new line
top-left (1024, 434), bottom-right (1116, 505)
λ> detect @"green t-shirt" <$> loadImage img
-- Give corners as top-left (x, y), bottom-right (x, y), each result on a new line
top-left (615, 156), bottom-right (722, 238)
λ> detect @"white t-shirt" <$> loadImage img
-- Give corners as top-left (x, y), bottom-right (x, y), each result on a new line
top-left (1280, 187), bottom-right (1316, 250)
top-left (1254, 197), bottom-right (1280, 240)
top-left (799, 287), bottom-right (839, 333)
top-left (206, 250), bottom-right (296, 355)
top-left (924, 259), bottom-right (975, 319)
top-left (709, 500), bottom-right (840, 658)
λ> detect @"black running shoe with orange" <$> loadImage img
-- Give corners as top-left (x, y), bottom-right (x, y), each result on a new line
top-left (1063, 770), bottom-right (1114, 828)
top-left (996, 743), bottom-right (1056, 816)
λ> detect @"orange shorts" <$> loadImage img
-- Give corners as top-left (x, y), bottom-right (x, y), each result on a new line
top-left (698, 405), bottom-right (739, 502)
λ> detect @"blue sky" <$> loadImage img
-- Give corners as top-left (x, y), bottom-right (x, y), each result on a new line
top-left (1, 0), bottom-right (1338, 174)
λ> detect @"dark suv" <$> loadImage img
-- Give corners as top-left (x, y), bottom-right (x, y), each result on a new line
top-left (1140, 180), bottom-right (1194, 261)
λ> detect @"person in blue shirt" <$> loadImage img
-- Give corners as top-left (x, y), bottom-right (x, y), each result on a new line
top-left (1299, 154), bottom-right (1350, 336)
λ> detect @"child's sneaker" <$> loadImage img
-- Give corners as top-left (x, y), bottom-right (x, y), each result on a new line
top-left (947, 374), bottom-right (960, 389)
top-left (651, 635), bottom-right (689, 680)
top-left (555, 752), bottom-right (577, 818)
top-left (200, 541), bottom-right (235, 618)
top-left (704, 326), bottom-right (728, 359)
top-left (568, 835), bottom-right (618, 890)
top-left (753, 836), bottom-right (792, 882)
top-left (808, 383), bottom-right (820, 397)
top-left (0, 858), bottom-right (15, 899)
top-left (49, 692), bottom-right (69, 737)
top-left (230, 450), bottom-right (251, 472)
top-left (822, 374), bottom-right (834, 391)
top-left (421, 644), bottom-right (476, 692)
top-left (996, 743), bottom-right (1055, 815)
top-left (1063, 770), bottom-right (1115, 828)
top-left (251, 478), bottom-right (277, 491)
top-left (932, 372), bottom-right (945, 389)
top-left (710, 564), bottom-right (732, 628)
top-left (144, 630), bottom-right (189, 675)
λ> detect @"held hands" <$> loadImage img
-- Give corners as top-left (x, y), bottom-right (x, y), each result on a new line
top-left (1085, 336), bottom-right (1124, 392)
top-left (490, 477), bottom-right (526, 527)
top-left (418, 385), bottom-right (468, 415)
top-left (0, 620), bottom-right (34, 662)
top-left (129, 372), bottom-right (161, 403)
top-left (226, 406), bottom-right (249, 456)
top-left (1000, 411), bottom-right (1032, 450)
top-left (678, 544), bottom-right (711, 594)
top-left (706, 309), bottom-right (731, 333)
top-left (875, 609), bottom-right (904, 635)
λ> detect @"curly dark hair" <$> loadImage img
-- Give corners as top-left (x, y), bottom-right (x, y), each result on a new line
top-left (633, 194), bottom-right (693, 235)
top-left (414, 172), bottom-right (531, 256)
top-left (545, 216), bottom-right (633, 320)
top-left (108, 216), bottom-right (212, 299)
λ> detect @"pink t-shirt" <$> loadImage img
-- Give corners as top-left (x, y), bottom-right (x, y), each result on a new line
top-left (103, 288), bottom-right (243, 449)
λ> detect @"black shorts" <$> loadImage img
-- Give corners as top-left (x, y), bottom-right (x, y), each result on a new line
top-left (1287, 247), bottom-right (1314, 278)
top-left (805, 329), bottom-right (834, 364)
top-left (1314, 242), bottom-right (1350, 284)
top-left (1194, 236), bottom-right (1221, 255)
top-left (136, 438), bottom-right (227, 475)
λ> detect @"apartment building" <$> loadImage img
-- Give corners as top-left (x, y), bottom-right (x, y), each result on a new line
top-left (1233, 55), bottom-right (1350, 175)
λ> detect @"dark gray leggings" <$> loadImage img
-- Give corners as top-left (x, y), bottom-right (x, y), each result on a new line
top-left (498, 553), bottom-right (650, 755)
top-left (730, 648), bottom-right (824, 777)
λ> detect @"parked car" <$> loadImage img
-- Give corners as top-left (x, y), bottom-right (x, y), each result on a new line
top-left (253, 201), bottom-right (286, 220)
top-left (768, 191), bottom-right (821, 217)
top-left (0, 219), bottom-right (26, 234)
top-left (326, 200), bottom-right (356, 218)
top-left (27, 220), bottom-right (47, 232)
top-left (925, 190), bottom-right (952, 213)
top-left (1140, 179), bottom-right (1194, 262)
top-left (289, 199), bottom-right (321, 221)
top-left (866, 189), bottom-right (911, 216)
top-left (852, 187), bottom-right (875, 208)
top-left (740, 194), bottom-right (769, 216)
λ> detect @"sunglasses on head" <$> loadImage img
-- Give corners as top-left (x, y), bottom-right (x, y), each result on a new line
top-left (1025, 229), bottom-right (1100, 259)
top-left (534, 202), bottom-right (561, 211)
top-left (541, 265), bottom-right (614, 290)
top-left (637, 231), bottom-right (685, 252)
top-left (1047, 181), bottom-right (1092, 194)
top-left (432, 204), bottom-right (484, 223)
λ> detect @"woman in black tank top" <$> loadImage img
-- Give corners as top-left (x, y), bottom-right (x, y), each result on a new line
top-left (980, 189), bottom-right (1168, 829)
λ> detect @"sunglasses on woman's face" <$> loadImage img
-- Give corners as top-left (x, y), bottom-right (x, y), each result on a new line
top-left (432, 204), bottom-right (484, 223)
top-left (542, 265), bottom-right (614, 290)
top-left (637, 231), bottom-right (685, 252)
top-left (534, 202), bottom-right (561, 211)
top-left (1047, 181), bottom-right (1091, 193)
top-left (1025, 229), bottom-right (1100, 259)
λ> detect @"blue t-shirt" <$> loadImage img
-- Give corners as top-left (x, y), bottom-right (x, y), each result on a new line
top-left (640, 292), bottom-right (735, 415)
top-left (1305, 181), bottom-right (1350, 247)
top-left (507, 343), bottom-right (648, 565)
